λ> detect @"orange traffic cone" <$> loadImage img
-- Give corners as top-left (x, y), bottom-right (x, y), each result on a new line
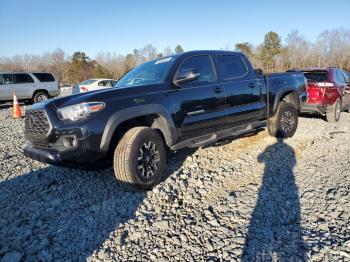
top-left (13, 91), bottom-right (23, 118)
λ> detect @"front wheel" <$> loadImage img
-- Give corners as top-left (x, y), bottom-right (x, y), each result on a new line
top-left (326, 99), bottom-right (341, 123)
top-left (268, 102), bottom-right (298, 138)
top-left (113, 127), bottom-right (166, 191)
top-left (33, 91), bottom-right (49, 103)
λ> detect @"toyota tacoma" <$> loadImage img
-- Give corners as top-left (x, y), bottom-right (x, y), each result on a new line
top-left (24, 51), bottom-right (306, 190)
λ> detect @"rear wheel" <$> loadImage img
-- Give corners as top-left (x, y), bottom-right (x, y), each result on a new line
top-left (113, 127), bottom-right (166, 190)
top-left (33, 91), bottom-right (49, 103)
top-left (268, 102), bottom-right (298, 138)
top-left (326, 99), bottom-right (341, 123)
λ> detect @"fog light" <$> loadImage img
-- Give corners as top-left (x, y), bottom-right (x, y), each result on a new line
top-left (63, 136), bottom-right (77, 148)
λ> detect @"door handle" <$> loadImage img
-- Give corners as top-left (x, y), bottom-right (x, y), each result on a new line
top-left (248, 82), bottom-right (257, 88)
top-left (213, 87), bottom-right (224, 94)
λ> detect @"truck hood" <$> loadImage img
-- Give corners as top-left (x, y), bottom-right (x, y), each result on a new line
top-left (35, 84), bottom-right (166, 109)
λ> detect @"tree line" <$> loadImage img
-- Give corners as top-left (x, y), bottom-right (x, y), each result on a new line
top-left (0, 44), bottom-right (184, 84)
top-left (237, 28), bottom-right (350, 73)
top-left (0, 28), bottom-right (349, 84)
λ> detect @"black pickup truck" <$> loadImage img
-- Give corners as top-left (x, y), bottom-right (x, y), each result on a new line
top-left (24, 51), bottom-right (306, 190)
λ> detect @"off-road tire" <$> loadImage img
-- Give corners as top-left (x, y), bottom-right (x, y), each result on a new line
top-left (268, 102), bottom-right (298, 138)
top-left (113, 127), bottom-right (166, 191)
top-left (326, 99), bottom-right (341, 123)
top-left (33, 91), bottom-right (49, 103)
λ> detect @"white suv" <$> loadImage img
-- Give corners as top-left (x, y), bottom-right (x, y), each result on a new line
top-left (0, 72), bottom-right (60, 103)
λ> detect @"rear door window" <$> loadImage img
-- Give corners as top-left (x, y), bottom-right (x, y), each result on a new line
top-left (336, 70), bottom-right (345, 83)
top-left (216, 55), bottom-right (248, 80)
top-left (303, 71), bottom-right (328, 82)
top-left (13, 74), bottom-right (34, 84)
top-left (0, 74), bottom-right (14, 85)
top-left (98, 80), bottom-right (108, 86)
top-left (33, 73), bottom-right (55, 82)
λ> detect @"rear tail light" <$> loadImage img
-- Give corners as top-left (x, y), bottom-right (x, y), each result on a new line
top-left (317, 82), bottom-right (334, 88)
top-left (80, 86), bottom-right (88, 92)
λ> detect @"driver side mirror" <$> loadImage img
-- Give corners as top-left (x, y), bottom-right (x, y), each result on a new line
top-left (173, 69), bottom-right (200, 87)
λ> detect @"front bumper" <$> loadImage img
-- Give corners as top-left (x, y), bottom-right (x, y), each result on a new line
top-left (24, 143), bottom-right (69, 166)
top-left (23, 139), bottom-right (103, 168)
top-left (23, 105), bottom-right (108, 168)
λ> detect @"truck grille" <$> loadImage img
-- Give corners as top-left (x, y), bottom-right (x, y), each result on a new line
top-left (24, 109), bottom-right (51, 137)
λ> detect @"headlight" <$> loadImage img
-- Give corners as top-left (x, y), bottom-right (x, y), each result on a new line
top-left (57, 102), bottom-right (105, 121)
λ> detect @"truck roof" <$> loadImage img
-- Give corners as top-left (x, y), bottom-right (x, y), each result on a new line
top-left (153, 50), bottom-right (244, 62)
top-left (179, 50), bottom-right (242, 56)
top-left (288, 67), bottom-right (339, 72)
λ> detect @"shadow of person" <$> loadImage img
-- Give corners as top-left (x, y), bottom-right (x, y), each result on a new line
top-left (242, 138), bottom-right (307, 261)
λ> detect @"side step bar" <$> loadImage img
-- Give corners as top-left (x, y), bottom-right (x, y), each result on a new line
top-left (170, 120), bottom-right (266, 151)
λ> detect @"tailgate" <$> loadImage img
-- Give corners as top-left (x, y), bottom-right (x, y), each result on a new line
top-left (306, 82), bottom-right (338, 105)
top-left (307, 82), bottom-right (325, 104)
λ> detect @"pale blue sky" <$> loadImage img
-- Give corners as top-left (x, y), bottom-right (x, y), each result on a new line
top-left (0, 0), bottom-right (349, 57)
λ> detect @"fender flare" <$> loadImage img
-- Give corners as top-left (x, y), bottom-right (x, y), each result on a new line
top-left (100, 104), bottom-right (177, 152)
top-left (272, 87), bottom-right (300, 114)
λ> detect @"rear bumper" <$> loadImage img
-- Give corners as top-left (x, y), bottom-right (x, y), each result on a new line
top-left (300, 103), bottom-right (326, 114)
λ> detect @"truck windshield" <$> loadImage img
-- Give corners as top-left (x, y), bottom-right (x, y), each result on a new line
top-left (303, 71), bottom-right (328, 82)
top-left (115, 56), bottom-right (176, 88)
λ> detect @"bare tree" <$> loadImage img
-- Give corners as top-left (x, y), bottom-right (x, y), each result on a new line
top-left (285, 30), bottom-right (311, 69)
top-left (50, 48), bottom-right (68, 82)
top-left (314, 28), bottom-right (350, 69)
top-left (141, 44), bottom-right (158, 61)
top-left (95, 52), bottom-right (125, 80)
top-left (162, 47), bottom-right (173, 57)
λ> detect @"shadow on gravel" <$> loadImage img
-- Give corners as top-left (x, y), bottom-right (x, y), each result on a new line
top-left (242, 138), bottom-right (308, 261)
top-left (0, 149), bottom-right (191, 261)
top-left (0, 103), bottom-right (13, 110)
top-left (0, 167), bottom-right (142, 261)
top-left (299, 112), bottom-right (327, 122)
top-left (203, 128), bottom-right (265, 149)
top-left (0, 101), bottom-right (29, 109)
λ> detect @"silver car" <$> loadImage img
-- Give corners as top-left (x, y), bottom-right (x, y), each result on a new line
top-left (0, 72), bottom-right (60, 103)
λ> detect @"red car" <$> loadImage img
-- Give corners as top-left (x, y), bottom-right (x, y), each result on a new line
top-left (289, 68), bottom-right (350, 122)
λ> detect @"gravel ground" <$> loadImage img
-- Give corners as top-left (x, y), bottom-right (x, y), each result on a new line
top-left (0, 103), bottom-right (349, 261)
